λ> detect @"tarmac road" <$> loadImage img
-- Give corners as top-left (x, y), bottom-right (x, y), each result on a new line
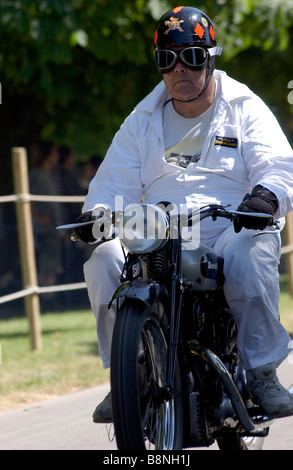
top-left (0, 360), bottom-right (293, 451)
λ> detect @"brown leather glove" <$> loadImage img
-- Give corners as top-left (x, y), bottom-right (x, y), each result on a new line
top-left (233, 185), bottom-right (278, 233)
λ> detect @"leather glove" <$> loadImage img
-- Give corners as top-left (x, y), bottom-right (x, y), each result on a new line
top-left (233, 185), bottom-right (278, 233)
top-left (73, 206), bottom-right (112, 243)
top-left (72, 210), bottom-right (99, 243)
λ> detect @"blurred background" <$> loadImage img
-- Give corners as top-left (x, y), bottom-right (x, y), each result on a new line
top-left (1, 0), bottom-right (293, 316)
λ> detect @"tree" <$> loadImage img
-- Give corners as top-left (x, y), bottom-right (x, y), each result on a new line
top-left (0, 0), bottom-right (293, 195)
top-left (0, 0), bottom-right (167, 192)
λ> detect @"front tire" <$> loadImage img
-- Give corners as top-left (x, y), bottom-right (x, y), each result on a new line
top-left (111, 299), bottom-right (184, 450)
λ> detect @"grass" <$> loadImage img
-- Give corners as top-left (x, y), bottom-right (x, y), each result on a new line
top-left (279, 293), bottom-right (293, 335)
top-left (279, 274), bottom-right (293, 335)
top-left (0, 309), bottom-right (109, 412)
top-left (0, 281), bottom-right (292, 413)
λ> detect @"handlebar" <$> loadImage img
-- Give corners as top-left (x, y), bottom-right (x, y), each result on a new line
top-left (187, 204), bottom-right (280, 235)
top-left (56, 203), bottom-right (280, 237)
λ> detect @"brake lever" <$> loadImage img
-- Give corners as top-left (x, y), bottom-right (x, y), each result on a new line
top-left (231, 212), bottom-right (280, 238)
top-left (252, 219), bottom-right (281, 237)
top-left (226, 210), bottom-right (281, 237)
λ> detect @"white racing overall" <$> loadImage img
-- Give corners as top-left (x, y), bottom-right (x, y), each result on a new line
top-left (83, 70), bottom-right (293, 370)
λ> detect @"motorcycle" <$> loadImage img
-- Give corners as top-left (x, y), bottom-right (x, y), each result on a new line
top-left (58, 203), bottom-right (281, 450)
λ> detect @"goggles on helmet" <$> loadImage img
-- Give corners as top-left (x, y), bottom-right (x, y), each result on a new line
top-left (154, 46), bottom-right (222, 74)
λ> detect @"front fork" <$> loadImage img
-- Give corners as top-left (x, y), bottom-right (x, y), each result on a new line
top-left (167, 232), bottom-right (184, 393)
top-left (110, 228), bottom-right (184, 397)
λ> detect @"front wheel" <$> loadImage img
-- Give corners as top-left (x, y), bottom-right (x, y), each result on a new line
top-left (111, 299), bottom-right (184, 450)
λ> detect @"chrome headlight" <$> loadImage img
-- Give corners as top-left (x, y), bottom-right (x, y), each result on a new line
top-left (118, 204), bottom-right (169, 254)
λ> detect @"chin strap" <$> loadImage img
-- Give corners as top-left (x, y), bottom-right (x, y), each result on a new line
top-left (163, 72), bottom-right (212, 106)
top-left (163, 94), bottom-right (198, 106)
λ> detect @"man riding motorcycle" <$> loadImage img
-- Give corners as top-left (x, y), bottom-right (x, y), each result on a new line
top-left (74, 6), bottom-right (293, 423)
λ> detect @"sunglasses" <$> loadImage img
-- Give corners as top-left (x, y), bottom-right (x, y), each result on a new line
top-left (154, 46), bottom-right (221, 74)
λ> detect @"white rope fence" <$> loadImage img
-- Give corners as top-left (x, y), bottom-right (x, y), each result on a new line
top-left (0, 190), bottom-right (86, 307)
top-left (0, 194), bottom-right (17, 202)
top-left (0, 194), bottom-right (84, 203)
top-left (0, 147), bottom-right (90, 350)
top-left (0, 282), bottom-right (87, 305)
top-left (281, 244), bottom-right (293, 255)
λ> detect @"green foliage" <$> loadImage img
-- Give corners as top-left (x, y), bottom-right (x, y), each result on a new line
top-left (213, 0), bottom-right (293, 58)
top-left (0, 0), bottom-right (293, 193)
top-left (0, 0), bottom-right (166, 187)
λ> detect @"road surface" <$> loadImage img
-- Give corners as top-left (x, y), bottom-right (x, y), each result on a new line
top-left (0, 361), bottom-right (292, 450)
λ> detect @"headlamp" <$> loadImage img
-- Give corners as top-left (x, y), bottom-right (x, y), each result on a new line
top-left (118, 204), bottom-right (169, 254)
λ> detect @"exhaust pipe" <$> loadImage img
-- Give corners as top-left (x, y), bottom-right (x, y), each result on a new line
top-left (190, 344), bottom-right (273, 432)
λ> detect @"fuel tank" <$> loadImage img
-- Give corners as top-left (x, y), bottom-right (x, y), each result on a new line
top-left (181, 240), bottom-right (224, 291)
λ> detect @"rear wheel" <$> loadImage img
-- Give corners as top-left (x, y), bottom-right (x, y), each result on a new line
top-left (111, 299), bottom-right (184, 450)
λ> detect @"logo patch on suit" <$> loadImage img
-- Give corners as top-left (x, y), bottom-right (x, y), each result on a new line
top-left (215, 136), bottom-right (238, 148)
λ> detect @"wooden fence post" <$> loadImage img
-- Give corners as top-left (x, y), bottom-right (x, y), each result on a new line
top-left (12, 147), bottom-right (42, 351)
top-left (285, 211), bottom-right (293, 296)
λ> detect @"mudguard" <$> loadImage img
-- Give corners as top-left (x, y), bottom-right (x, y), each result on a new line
top-left (109, 278), bottom-right (169, 309)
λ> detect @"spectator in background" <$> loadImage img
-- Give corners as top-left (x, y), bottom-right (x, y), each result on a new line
top-left (53, 145), bottom-right (83, 223)
top-left (29, 141), bottom-right (62, 311)
top-left (53, 146), bottom-right (89, 308)
top-left (78, 155), bottom-right (104, 194)
top-left (0, 206), bottom-right (14, 291)
top-left (90, 154), bottom-right (103, 174)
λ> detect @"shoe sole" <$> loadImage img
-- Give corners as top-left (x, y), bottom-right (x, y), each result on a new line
top-left (93, 416), bottom-right (113, 424)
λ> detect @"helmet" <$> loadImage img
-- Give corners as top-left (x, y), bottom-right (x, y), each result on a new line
top-left (154, 6), bottom-right (219, 51)
top-left (153, 6), bottom-right (222, 102)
